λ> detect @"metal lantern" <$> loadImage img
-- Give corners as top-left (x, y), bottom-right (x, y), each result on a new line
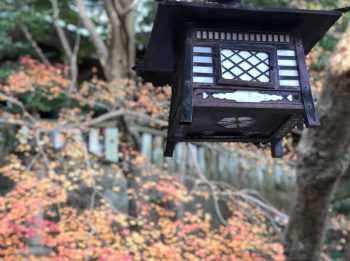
top-left (134, 0), bottom-right (344, 158)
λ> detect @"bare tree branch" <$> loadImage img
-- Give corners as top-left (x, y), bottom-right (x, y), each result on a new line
top-left (75, 0), bottom-right (137, 81)
top-left (104, 0), bottom-right (120, 30)
top-left (0, 118), bottom-right (33, 128)
top-left (70, 32), bottom-right (81, 89)
top-left (75, 0), bottom-right (108, 66)
top-left (188, 143), bottom-right (228, 226)
top-left (39, 109), bottom-right (167, 133)
top-left (111, 0), bottom-right (138, 17)
top-left (0, 92), bottom-right (167, 133)
top-left (49, 0), bottom-right (80, 90)
top-left (0, 93), bottom-right (37, 123)
top-left (49, 0), bottom-right (73, 58)
top-left (20, 25), bottom-right (51, 66)
top-left (121, 0), bottom-right (139, 17)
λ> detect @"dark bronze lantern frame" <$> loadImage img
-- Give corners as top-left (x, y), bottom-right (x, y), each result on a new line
top-left (134, 0), bottom-right (345, 158)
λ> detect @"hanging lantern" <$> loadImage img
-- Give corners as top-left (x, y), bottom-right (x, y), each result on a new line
top-left (134, 0), bottom-right (345, 158)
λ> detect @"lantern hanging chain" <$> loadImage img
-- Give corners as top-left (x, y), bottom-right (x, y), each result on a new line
top-left (335, 6), bottom-right (350, 13)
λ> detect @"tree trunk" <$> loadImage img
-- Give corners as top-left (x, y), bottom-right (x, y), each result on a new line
top-left (284, 25), bottom-right (350, 261)
top-left (76, 0), bottom-right (136, 83)
top-left (105, 22), bottom-right (123, 82)
top-left (106, 0), bottom-right (136, 81)
top-left (121, 2), bottom-right (136, 78)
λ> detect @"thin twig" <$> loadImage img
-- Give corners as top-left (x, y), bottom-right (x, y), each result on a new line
top-left (20, 25), bottom-right (51, 66)
top-left (186, 143), bottom-right (288, 232)
top-left (0, 93), bottom-right (37, 123)
top-left (188, 143), bottom-right (228, 226)
top-left (49, 0), bottom-right (81, 90)
top-left (70, 30), bottom-right (81, 90)
top-left (49, 0), bottom-right (73, 58)
top-left (75, 0), bottom-right (108, 66)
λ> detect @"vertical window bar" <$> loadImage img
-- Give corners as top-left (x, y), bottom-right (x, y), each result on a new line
top-left (221, 32), bottom-right (225, 40)
top-left (286, 35), bottom-right (291, 42)
top-left (233, 32), bottom-right (237, 40)
top-left (250, 33), bottom-right (255, 41)
top-left (256, 34), bottom-right (261, 41)
top-left (280, 34), bottom-right (285, 42)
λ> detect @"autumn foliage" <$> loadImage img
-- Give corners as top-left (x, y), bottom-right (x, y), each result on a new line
top-left (0, 58), bottom-right (285, 260)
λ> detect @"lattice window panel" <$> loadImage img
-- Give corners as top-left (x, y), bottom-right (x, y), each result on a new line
top-left (220, 49), bottom-right (271, 83)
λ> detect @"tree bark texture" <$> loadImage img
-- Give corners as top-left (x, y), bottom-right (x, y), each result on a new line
top-left (284, 25), bottom-right (350, 261)
top-left (76, 0), bottom-right (136, 83)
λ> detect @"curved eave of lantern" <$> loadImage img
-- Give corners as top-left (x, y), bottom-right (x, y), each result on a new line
top-left (135, 0), bottom-right (342, 87)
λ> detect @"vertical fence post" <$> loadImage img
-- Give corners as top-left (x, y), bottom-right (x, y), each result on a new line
top-left (274, 164), bottom-right (283, 188)
top-left (89, 128), bottom-right (102, 157)
top-left (227, 153), bottom-right (237, 186)
top-left (104, 128), bottom-right (119, 163)
top-left (218, 152), bottom-right (229, 182)
top-left (206, 148), bottom-right (218, 180)
top-left (237, 157), bottom-right (249, 189)
top-left (255, 163), bottom-right (265, 190)
top-left (198, 146), bottom-right (206, 174)
top-left (174, 143), bottom-right (183, 172)
top-left (177, 143), bottom-right (188, 220)
top-left (152, 136), bottom-right (164, 168)
top-left (188, 144), bottom-right (198, 177)
top-left (53, 132), bottom-right (65, 150)
top-left (139, 129), bottom-right (297, 211)
top-left (178, 143), bottom-right (188, 175)
top-left (141, 133), bottom-right (153, 162)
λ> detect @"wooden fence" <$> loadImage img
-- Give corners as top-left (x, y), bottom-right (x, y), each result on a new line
top-left (51, 123), bottom-right (297, 210)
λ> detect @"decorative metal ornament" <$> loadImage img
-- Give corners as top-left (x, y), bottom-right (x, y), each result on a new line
top-left (134, 0), bottom-right (348, 158)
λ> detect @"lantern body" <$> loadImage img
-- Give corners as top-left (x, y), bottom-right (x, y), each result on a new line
top-left (134, 1), bottom-right (342, 157)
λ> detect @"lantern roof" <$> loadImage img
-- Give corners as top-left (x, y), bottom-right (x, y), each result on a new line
top-left (136, 1), bottom-right (342, 86)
